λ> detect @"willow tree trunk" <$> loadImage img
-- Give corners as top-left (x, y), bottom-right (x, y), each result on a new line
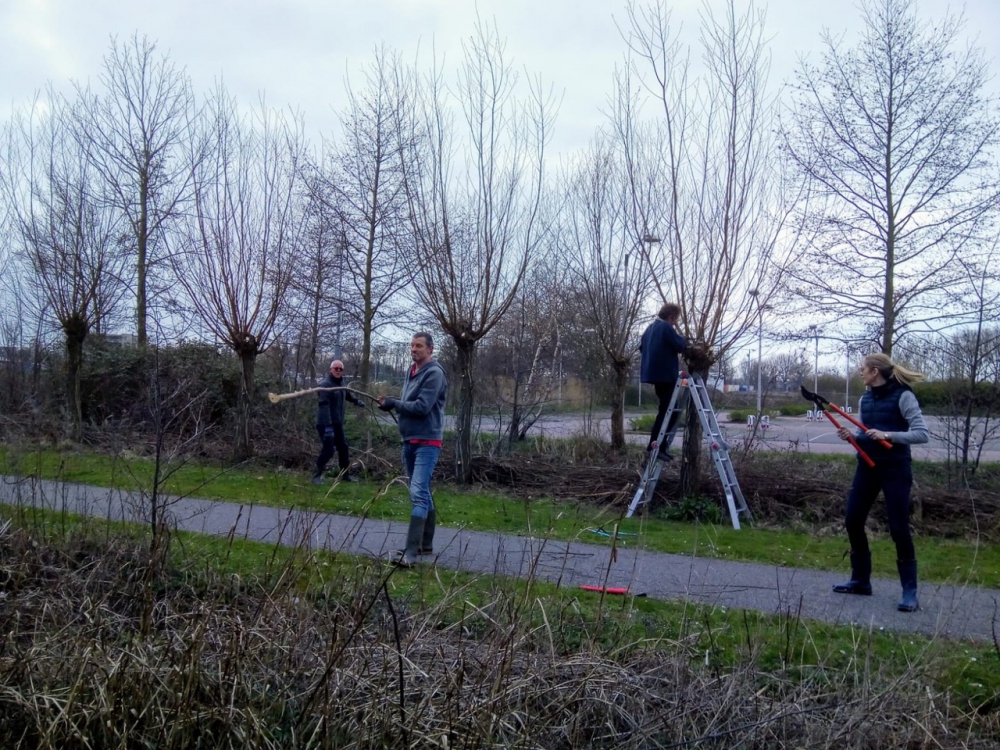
top-left (678, 365), bottom-right (708, 498)
top-left (236, 348), bottom-right (257, 460)
top-left (609, 361), bottom-right (629, 449)
top-left (455, 340), bottom-right (476, 484)
top-left (64, 320), bottom-right (87, 441)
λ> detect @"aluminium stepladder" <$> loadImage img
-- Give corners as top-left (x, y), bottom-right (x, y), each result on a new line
top-left (627, 372), bottom-right (752, 529)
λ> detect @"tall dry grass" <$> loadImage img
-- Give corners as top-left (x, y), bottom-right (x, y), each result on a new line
top-left (0, 515), bottom-right (995, 749)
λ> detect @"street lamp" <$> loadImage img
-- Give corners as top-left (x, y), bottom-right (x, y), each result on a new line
top-left (624, 233), bottom-right (661, 274)
top-left (748, 290), bottom-right (771, 416)
top-left (845, 343), bottom-right (851, 412)
top-left (808, 325), bottom-right (820, 394)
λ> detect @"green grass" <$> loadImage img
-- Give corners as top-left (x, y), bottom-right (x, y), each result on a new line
top-left (3, 445), bottom-right (1000, 587)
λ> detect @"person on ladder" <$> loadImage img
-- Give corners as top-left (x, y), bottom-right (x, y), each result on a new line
top-left (639, 303), bottom-right (687, 461)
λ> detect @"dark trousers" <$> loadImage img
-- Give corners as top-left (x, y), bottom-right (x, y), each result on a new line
top-left (844, 460), bottom-right (915, 561)
top-left (315, 423), bottom-right (350, 476)
top-left (648, 380), bottom-right (679, 449)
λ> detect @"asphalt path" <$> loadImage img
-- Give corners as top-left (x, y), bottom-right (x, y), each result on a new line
top-left (2, 474), bottom-right (998, 644)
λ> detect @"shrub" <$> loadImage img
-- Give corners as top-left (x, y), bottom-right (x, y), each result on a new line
top-left (778, 403), bottom-right (812, 417)
top-left (630, 414), bottom-right (656, 432)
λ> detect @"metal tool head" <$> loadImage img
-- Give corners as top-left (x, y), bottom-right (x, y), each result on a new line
top-left (800, 384), bottom-right (829, 407)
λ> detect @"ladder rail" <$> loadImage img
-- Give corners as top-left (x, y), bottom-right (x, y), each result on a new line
top-left (627, 372), bottom-right (752, 529)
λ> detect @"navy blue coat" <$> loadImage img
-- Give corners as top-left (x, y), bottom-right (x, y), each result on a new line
top-left (639, 318), bottom-right (686, 384)
top-left (316, 373), bottom-right (363, 427)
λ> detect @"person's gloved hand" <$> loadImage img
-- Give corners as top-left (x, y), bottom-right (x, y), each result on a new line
top-left (377, 398), bottom-right (395, 412)
top-left (323, 426), bottom-right (334, 437)
top-left (355, 400), bottom-right (365, 408)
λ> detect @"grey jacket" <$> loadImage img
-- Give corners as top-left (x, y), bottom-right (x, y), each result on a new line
top-left (382, 359), bottom-right (447, 441)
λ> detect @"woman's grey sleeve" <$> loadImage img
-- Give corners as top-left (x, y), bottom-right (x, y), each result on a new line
top-left (894, 391), bottom-right (929, 445)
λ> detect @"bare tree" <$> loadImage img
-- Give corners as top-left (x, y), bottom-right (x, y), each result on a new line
top-left (905, 251), bottom-right (1000, 478)
top-left (559, 135), bottom-right (654, 449)
top-left (286, 175), bottom-right (345, 382)
top-left (780, 0), bottom-right (1000, 355)
top-left (326, 46), bottom-right (417, 385)
top-left (619, 0), bottom-right (793, 494)
top-left (400, 20), bottom-right (552, 482)
top-left (174, 88), bottom-right (306, 459)
top-left (76, 34), bottom-right (197, 346)
top-left (2, 92), bottom-right (130, 436)
top-left (481, 246), bottom-right (566, 448)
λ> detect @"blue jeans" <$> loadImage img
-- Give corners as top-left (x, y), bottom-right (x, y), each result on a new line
top-left (402, 443), bottom-right (440, 519)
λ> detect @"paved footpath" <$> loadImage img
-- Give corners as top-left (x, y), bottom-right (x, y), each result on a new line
top-left (2, 474), bottom-right (998, 644)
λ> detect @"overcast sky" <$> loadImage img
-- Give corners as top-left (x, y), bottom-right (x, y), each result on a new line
top-left (4, 0), bottom-right (1000, 158)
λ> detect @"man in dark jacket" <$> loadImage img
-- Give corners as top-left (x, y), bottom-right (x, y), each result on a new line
top-left (378, 332), bottom-right (448, 567)
top-left (639, 303), bottom-right (687, 459)
top-left (313, 359), bottom-right (364, 484)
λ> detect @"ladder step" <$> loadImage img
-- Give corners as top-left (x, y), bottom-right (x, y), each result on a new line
top-left (627, 372), bottom-right (751, 527)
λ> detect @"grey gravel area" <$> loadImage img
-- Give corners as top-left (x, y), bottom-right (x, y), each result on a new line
top-left (2, 474), bottom-right (998, 643)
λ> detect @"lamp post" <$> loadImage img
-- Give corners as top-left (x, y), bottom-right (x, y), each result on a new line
top-left (334, 231), bottom-right (346, 360)
top-left (748, 290), bottom-right (770, 416)
top-left (845, 343), bottom-right (851, 411)
top-left (808, 325), bottom-right (820, 394)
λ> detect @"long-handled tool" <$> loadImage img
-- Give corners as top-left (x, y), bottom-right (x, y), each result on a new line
top-left (800, 385), bottom-right (889, 468)
top-left (267, 385), bottom-right (397, 423)
top-left (267, 385), bottom-right (378, 404)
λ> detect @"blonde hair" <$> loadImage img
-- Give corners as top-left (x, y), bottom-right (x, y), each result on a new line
top-left (863, 353), bottom-right (924, 388)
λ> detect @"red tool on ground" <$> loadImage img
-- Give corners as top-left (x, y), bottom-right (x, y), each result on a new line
top-left (579, 585), bottom-right (646, 597)
top-left (800, 385), bottom-right (891, 468)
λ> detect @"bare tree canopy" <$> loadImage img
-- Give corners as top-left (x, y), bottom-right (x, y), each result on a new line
top-left (400, 18), bottom-right (553, 482)
top-left (174, 87), bottom-right (306, 458)
top-left (618, 0), bottom-right (792, 495)
top-left (75, 33), bottom-right (197, 346)
top-left (326, 46), bottom-right (417, 384)
top-left (619, 0), bottom-right (794, 360)
top-left (559, 134), bottom-right (654, 448)
top-left (780, 0), bottom-right (1000, 355)
top-left (1, 91), bottom-right (130, 434)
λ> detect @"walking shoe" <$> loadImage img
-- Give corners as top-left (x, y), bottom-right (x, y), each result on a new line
top-left (831, 579), bottom-right (873, 595)
top-left (832, 551), bottom-right (872, 595)
top-left (311, 475), bottom-right (324, 485)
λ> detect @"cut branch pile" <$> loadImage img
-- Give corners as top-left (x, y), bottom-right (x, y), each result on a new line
top-left (437, 450), bottom-right (1000, 540)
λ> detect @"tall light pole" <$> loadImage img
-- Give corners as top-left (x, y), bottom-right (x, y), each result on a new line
top-left (808, 325), bottom-right (820, 393)
top-left (748, 289), bottom-right (768, 416)
top-left (845, 343), bottom-right (851, 410)
top-left (757, 310), bottom-right (764, 419)
top-left (334, 229), bottom-right (346, 360)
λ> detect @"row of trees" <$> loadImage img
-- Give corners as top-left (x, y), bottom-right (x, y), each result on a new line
top-left (2, 0), bottom-right (999, 487)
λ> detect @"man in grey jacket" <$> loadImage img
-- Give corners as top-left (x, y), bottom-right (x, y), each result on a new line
top-left (378, 332), bottom-right (447, 567)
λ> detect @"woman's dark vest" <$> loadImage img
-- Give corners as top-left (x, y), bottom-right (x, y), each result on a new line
top-left (859, 380), bottom-right (912, 463)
